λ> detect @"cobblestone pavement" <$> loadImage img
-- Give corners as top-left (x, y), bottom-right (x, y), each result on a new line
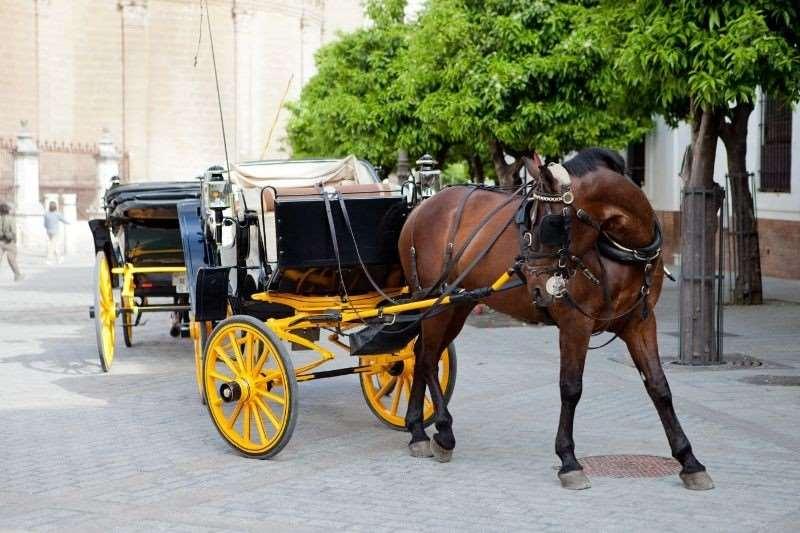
top-left (1, 249), bottom-right (799, 532)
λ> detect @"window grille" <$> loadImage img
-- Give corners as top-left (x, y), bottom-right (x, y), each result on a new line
top-left (626, 141), bottom-right (645, 187)
top-left (760, 97), bottom-right (792, 193)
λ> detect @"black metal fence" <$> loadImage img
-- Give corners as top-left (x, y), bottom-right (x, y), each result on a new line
top-left (678, 186), bottom-right (725, 364)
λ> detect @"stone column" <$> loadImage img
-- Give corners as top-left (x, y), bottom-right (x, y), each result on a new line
top-left (233, 4), bottom-right (254, 161)
top-left (60, 193), bottom-right (77, 254)
top-left (120, 0), bottom-right (149, 181)
top-left (13, 122), bottom-right (45, 251)
top-left (94, 129), bottom-right (121, 215)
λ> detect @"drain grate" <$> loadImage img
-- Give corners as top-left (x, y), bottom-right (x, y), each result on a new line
top-left (740, 375), bottom-right (800, 386)
top-left (578, 455), bottom-right (681, 478)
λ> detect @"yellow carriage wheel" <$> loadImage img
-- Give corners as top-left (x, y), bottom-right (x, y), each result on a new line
top-left (93, 251), bottom-right (116, 372)
top-left (191, 320), bottom-right (213, 404)
top-left (359, 343), bottom-right (456, 431)
top-left (121, 295), bottom-right (135, 348)
top-left (203, 316), bottom-right (298, 459)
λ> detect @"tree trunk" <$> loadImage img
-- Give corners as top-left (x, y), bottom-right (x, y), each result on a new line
top-left (719, 102), bottom-right (763, 305)
top-left (489, 139), bottom-right (523, 188)
top-left (469, 153), bottom-right (485, 184)
top-left (679, 105), bottom-right (725, 364)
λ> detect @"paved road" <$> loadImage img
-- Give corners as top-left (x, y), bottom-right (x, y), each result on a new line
top-left (1, 250), bottom-right (799, 532)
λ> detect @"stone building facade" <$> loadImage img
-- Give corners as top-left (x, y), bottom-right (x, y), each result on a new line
top-left (0, 0), bottom-right (366, 220)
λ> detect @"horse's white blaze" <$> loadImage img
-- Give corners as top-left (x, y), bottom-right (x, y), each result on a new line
top-left (548, 163), bottom-right (572, 186)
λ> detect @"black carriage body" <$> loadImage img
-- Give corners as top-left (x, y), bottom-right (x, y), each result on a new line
top-left (269, 193), bottom-right (408, 295)
top-left (91, 181), bottom-right (201, 296)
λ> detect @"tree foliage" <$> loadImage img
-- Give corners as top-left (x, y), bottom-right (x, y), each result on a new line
top-left (287, 0), bottom-right (654, 181)
top-left (286, 2), bottom-right (445, 169)
top-left (613, 0), bottom-right (800, 126)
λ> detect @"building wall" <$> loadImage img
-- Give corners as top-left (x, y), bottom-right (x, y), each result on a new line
top-left (0, 0), bottom-right (365, 211)
top-left (642, 96), bottom-right (800, 279)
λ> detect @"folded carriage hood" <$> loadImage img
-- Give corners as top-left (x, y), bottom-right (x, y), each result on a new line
top-left (104, 181), bottom-right (201, 220)
top-left (229, 156), bottom-right (379, 189)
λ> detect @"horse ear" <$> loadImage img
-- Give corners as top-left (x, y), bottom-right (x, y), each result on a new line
top-left (522, 156), bottom-right (540, 180)
top-left (538, 165), bottom-right (560, 194)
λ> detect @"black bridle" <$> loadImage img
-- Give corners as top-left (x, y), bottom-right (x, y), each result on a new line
top-left (517, 171), bottom-right (662, 327)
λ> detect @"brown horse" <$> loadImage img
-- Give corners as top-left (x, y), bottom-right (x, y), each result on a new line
top-left (398, 148), bottom-right (714, 491)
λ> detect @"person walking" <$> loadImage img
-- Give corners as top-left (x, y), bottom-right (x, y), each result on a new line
top-left (0, 202), bottom-right (22, 281)
top-left (44, 201), bottom-right (69, 264)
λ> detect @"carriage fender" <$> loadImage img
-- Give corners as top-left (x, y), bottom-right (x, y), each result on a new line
top-left (88, 219), bottom-right (119, 287)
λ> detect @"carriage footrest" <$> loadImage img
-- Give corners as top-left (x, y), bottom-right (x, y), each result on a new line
top-left (349, 316), bottom-right (421, 356)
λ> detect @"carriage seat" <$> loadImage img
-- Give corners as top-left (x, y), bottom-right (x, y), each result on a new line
top-left (261, 183), bottom-right (395, 212)
top-left (254, 182), bottom-right (406, 294)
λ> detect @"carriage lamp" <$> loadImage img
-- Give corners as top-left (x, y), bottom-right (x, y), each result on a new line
top-left (203, 166), bottom-right (233, 210)
top-left (203, 165), bottom-right (234, 247)
top-left (414, 153), bottom-right (441, 200)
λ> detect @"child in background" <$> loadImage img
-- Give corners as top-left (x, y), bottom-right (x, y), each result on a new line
top-left (44, 201), bottom-right (69, 264)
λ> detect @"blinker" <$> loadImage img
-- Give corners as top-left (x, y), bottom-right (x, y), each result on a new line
top-left (538, 213), bottom-right (568, 247)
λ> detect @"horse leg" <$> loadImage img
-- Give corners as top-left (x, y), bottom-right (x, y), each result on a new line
top-left (406, 306), bottom-right (471, 462)
top-left (406, 340), bottom-right (433, 458)
top-left (621, 315), bottom-right (714, 490)
top-left (555, 319), bottom-right (593, 489)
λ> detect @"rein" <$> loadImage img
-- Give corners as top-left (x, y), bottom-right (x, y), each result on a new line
top-left (517, 167), bottom-right (661, 329)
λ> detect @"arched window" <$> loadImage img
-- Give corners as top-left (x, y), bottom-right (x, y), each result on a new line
top-left (760, 97), bottom-right (792, 193)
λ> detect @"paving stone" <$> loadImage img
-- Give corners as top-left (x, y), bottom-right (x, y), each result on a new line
top-left (0, 252), bottom-right (799, 531)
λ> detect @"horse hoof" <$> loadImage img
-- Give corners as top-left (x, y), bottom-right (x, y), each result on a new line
top-left (408, 440), bottom-right (433, 458)
top-left (558, 469), bottom-right (591, 490)
top-left (680, 470), bottom-right (714, 490)
top-left (430, 436), bottom-right (453, 463)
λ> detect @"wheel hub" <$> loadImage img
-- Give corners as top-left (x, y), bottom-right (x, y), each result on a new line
top-left (219, 379), bottom-right (251, 403)
top-left (387, 361), bottom-right (405, 377)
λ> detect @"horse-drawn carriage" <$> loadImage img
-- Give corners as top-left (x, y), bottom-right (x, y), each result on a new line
top-left (180, 156), bottom-right (467, 457)
top-left (89, 180), bottom-right (201, 371)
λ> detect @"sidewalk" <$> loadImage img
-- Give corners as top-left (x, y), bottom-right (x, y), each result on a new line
top-left (0, 251), bottom-right (798, 532)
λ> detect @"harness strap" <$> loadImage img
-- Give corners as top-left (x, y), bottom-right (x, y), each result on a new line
top-left (426, 182), bottom-right (529, 297)
top-left (320, 188), bottom-right (350, 302)
top-left (442, 186), bottom-right (479, 271)
top-left (336, 193), bottom-right (400, 305)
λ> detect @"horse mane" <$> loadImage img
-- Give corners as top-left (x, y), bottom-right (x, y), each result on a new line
top-left (562, 148), bottom-right (626, 178)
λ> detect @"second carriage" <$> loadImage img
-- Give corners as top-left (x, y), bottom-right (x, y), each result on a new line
top-left (181, 157), bottom-right (459, 458)
top-left (89, 180), bottom-right (201, 371)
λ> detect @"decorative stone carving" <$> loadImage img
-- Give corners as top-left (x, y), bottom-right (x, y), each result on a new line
top-left (119, 0), bottom-right (148, 26)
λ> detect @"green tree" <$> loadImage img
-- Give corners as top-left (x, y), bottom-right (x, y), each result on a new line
top-left (287, 0), bottom-right (444, 169)
top-left (288, 0), bottom-right (652, 185)
top-left (613, 1), bottom-right (800, 360)
top-left (402, 0), bottom-right (652, 186)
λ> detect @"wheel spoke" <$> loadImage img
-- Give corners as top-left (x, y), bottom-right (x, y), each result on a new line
top-left (253, 406), bottom-right (268, 444)
top-left (227, 332), bottom-right (245, 373)
top-left (244, 332), bottom-right (254, 372)
top-left (252, 342), bottom-right (271, 376)
top-left (213, 346), bottom-right (240, 376)
top-left (372, 376), bottom-right (396, 403)
top-left (390, 377), bottom-right (404, 416)
top-left (242, 403), bottom-right (251, 442)
top-left (256, 388), bottom-right (286, 406)
top-left (209, 369), bottom-right (233, 383)
top-left (227, 401), bottom-right (244, 429)
top-left (402, 377), bottom-right (411, 403)
top-left (424, 396), bottom-right (433, 412)
top-left (254, 397), bottom-right (281, 431)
